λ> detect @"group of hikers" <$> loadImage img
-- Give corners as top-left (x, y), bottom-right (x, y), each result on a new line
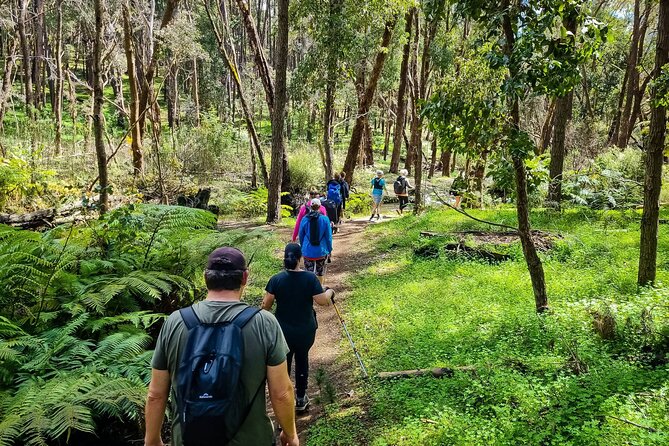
top-left (142, 169), bottom-right (424, 446)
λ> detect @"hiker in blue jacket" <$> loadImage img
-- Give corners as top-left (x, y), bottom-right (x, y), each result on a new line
top-left (299, 199), bottom-right (333, 284)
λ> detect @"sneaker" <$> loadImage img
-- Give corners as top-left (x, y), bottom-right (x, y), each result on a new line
top-left (369, 216), bottom-right (374, 222)
top-left (376, 214), bottom-right (381, 220)
top-left (296, 394), bottom-right (310, 411)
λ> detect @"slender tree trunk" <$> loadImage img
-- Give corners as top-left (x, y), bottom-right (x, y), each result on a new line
top-left (383, 102), bottom-right (393, 161)
top-left (32, 0), bottom-right (45, 110)
top-left (608, 65), bottom-right (629, 145)
top-left (391, 8), bottom-right (414, 174)
top-left (17, 0), bottom-right (33, 118)
top-left (123, 3), bottom-right (143, 177)
top-left (428, 136), bottom-right (438, 179)
top-left (323, 80), bottom-right (335, 179)
top-left (267, 0), bottom-right (288, 223)
top-left (93, 0), bottom-right (108, 214)
top-left (626, 73), bottom-right (652, 144)
top-left (540, 98), bottom-right (556, 154)
top-left (343, 18), bottom-right (397, 182)
top-left (192, 58), bottom-right (201, 126)
top-left (638, 0), bottom-right (669, 286)
top-left (502, 9), bottom-right (548, 312)
top-left (618, 0), bottom-right (644, 148)
top-left (0, 37), bottom-right (18, 132)
top-left (54, 0), bottom-right (64, 153)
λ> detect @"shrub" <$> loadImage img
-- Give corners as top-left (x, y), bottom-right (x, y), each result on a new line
top-left (288, 145), bottom-right (326, 193)
top-left (234, 188), bottom-right (292, 218)
top-left (346, 192), bottom-right (373, 215)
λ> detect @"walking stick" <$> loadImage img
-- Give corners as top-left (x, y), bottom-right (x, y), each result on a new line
top-left (332, 301), bottom-right (369, 379)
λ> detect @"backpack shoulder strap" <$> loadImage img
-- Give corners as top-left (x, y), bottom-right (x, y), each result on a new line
top-left (232, 306), bottom-right (261, 329)
top-left (179, 306), bottom-right (201, 330)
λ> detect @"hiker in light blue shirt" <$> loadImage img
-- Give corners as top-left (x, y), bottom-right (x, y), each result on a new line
top-left (370, 170), bottom-right (387, 221)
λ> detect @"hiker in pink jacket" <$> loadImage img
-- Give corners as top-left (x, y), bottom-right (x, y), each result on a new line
top-left (292, 189), bottom-right (327, 242)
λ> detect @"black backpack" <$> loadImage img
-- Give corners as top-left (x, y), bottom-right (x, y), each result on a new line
top-left (307, 211), bottom-right (323, 246)
top-left (176, 305), bottom-right (261, 446)
top-left (393, 177), bottom-right (406, 195)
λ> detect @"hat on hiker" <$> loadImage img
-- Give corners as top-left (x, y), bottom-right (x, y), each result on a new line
top-left (207, 247), bottom-right (247, 272)
top-left (376, 170), bottom-right (384, 177)
top-left (310, 198), bottom-right (321, 210)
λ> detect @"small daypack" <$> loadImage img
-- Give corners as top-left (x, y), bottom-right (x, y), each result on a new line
top-left (176, 305), bottom-right (261, 446)
top-left (307, 211), bottom-right (323, 246)
top-left (327, 182), bottom-right (342, 204)
top-left (393, 177), bottom-right (406, 195)
top-left (373, 178), bottom-right (383, 190)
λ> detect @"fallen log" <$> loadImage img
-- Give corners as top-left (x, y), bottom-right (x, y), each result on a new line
top-left (377, 366), bottom-right (477, 380)
top-left (444, 242), bottom-right (512, 262)
top-left (0, 196), bottom-right (122, 230)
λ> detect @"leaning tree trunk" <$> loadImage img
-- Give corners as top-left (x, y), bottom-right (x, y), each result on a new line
top-left (343, 18), bottom-right (397, 182)
top-left (266, 0), bottom-right (288, 223)
top-left (390, 8), bottom-right (414, 174)
top-left (205, 0), bottom-right (268, 186)
top-left (122, 3), bottom-right (143, 177)
top-left (503, 9), bottom-right (548, 312)
top-left (0, 37), bottom-right (18, 131)
top-left (638, 0), bottom-right (669, 286)
top-left (93, 0), bottom-right (108, 214)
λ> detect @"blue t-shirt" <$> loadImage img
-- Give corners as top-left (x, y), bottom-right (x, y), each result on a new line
top-left (371, 178), bottom-right (385, 196)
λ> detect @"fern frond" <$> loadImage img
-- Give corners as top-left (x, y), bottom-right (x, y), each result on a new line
top-left (88, 311), bottom-right (167, 332)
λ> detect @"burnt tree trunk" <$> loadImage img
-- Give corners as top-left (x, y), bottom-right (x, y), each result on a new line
top-left (638, 0), bottom-right (669, 286)
top-left (17, 0), bottom-right (33, 118)
top-left (54, 0), bottom-right (64, 152)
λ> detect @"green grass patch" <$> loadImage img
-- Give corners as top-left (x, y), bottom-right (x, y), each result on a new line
top-left (308, 207), bottom-right (669, 445)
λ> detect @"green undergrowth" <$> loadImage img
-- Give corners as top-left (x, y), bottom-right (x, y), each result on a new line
top-left (0, 205), bottom-right (282, 445)
top-left (309, 207), bottom-right (669, 446)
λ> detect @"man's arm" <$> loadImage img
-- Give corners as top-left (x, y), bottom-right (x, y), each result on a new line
top-left (267, 362), bottom-right (298, 445)
top-left (144, 369), bottom-right (170, 446)
top-left (261, 292), bottom-right (275, 310)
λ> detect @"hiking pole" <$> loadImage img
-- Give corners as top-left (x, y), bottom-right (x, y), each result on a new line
top-left (331, 301), bottom-right (369, 379)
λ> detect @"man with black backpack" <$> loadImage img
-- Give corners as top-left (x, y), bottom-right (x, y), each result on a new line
top-left (298, 199), bottom-right (333, 284)
top-left (144, 247), bottom-right (299, 446)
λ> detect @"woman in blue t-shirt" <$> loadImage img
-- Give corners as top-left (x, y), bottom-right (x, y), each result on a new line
top-left (370, 170), bottom-right (387, 221)
top-left (261, 243), bottom-right (335, 411)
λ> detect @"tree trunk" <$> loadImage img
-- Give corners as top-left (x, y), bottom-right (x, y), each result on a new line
top-left (391, 8), bottom-right (414, 174)
top-left (233, 0), bottom-right (275, 114)
top-left (93, 0), bottom-right (108, 214)
top-left (441, 149), bottom-right (451, 176)
top-left (266, 0), bottom-right (288, 223)
top-left (17, 0), bottom-right (33, 118)
top-left (383, 101), bottom-right (393, 161)
top-left (428, 136), bottom-right (437, 179)
top-left (502, 8), bottom-right (548, 312)
top-left (122, 3), bottom-right (143, 177)
top-left (547, 12), bottom-right (577, 207)
top-left (539, 98), bottom-right (556, 154)
top-left (618, 0), bottom-right (645, 148)
top-left (343, 18), bottom-right (397, 182)
top-left (32, 0), bottom-right (45, 110)
top-left (206, 0), bottom-right (269, 186)
top-left (54, 0), bottom-right (64, 153)
top-left (638, 0), bottom-right (669, 286)
top-left (323, 79), bottom-right (335, 179)
top-left (192, 58), bottom-right (201, 126)
top-left (0, 37), bottom-right (18, 132)
top-left (363, 116), bottom-right (373, 165)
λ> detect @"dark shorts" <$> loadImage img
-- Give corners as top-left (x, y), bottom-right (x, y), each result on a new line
top-left (304, 258), bottom-right (326, 276)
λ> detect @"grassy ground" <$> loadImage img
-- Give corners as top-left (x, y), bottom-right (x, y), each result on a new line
top-left (308, 207), bottom-right (669, 445)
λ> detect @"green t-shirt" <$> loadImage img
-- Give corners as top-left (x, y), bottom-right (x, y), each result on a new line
top-left (151, 300), bottom-right (289, 446)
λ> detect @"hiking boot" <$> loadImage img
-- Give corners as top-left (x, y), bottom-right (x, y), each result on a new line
top-left (296, 394), bottom-right (310, 411)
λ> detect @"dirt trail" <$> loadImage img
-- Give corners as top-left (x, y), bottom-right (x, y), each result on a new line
top-left (254, 214), bottom-right (389, 444)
